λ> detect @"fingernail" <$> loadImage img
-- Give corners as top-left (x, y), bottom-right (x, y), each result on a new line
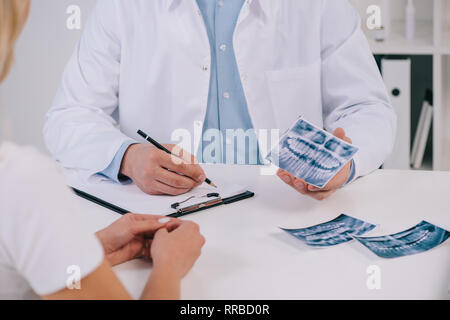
top-left (295, 181), bottom-right (304, 190)
top-left (158, 218), bottom-right (171, 224)
top-left (281, 175), bottom-right (291, 184)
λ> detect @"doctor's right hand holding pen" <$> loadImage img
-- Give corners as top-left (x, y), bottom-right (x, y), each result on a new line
top-left (120, 143), bottom-right (207, 196)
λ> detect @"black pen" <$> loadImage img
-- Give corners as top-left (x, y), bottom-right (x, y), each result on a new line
top-left (137, 129), bottom-right (217, 188)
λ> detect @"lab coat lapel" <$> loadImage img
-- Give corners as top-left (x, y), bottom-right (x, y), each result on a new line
top-left (161, 0), bottom-right (210, 150)
top-left (168, 0), bottom-right (210, 57)
top-left (236, 0), bottom-right (272, 27)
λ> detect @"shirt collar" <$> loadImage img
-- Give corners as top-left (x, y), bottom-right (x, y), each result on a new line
top-left (165, 0), bottom-right (271, 18)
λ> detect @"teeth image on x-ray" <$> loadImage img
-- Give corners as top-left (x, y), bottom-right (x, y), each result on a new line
top-left (281, 214), bottom-right (376, 247)
top-left (353, 221), bottom-right (450, 259)
top-left (267, 117), bottom-right (359, 188)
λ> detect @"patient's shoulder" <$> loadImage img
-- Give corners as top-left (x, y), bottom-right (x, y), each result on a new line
top-left (0, 141), bottom-right (66, 194)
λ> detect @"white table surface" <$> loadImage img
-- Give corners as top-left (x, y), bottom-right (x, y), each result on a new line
top-left (76, 165), bottom-right (450, 299)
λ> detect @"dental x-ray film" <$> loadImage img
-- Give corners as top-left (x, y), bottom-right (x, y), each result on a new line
top-left (267, 117), bottom-right (359, 188)
top-left (354, 221), bottom-right (450, 259)
top-left (281, 214), bottom-right (376, 247)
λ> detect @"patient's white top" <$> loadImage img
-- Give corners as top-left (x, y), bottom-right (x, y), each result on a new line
top-left (0, 142), bottom-right (104, 299)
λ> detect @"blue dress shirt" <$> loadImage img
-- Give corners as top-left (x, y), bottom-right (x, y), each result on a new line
top-left (196, 0), bottom-right (262, 165)
top-left (99, 0), bottom-right (354, 184)
top-left (100, 140), bottom-right (135, 183)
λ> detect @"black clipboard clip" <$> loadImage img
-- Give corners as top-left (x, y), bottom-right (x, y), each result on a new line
top-left (171, 193), bottom-right (220, 210)
top-left (175, 197), bottom-right (223, 216)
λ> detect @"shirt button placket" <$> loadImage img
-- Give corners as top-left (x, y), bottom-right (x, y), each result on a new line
top-left (217, 0), bottom-right (227, 163)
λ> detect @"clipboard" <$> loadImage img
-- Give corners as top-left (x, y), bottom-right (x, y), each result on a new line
top-left (72, 187), bottom-right (255, 218)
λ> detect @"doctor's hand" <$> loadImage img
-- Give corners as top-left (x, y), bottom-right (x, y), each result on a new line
top-left (120, 143), bottom-right (206, 196)
top-left (277, 128), bottom-right (353, 201)
top-left (95, 213), bottom-right (178, 266)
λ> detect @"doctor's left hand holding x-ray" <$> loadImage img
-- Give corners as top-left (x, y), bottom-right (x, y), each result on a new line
top-left (44, 0), bottom-right (396, 201)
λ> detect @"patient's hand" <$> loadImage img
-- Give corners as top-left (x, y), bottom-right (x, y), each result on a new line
top-left (151, 220), bottom-right (205, 280)
top-left (95, 213), bottom-right (176, 266)
top-left (277, 128), bottom-right (353, 201)
top-left (120, 144), bottom-right (206, 196)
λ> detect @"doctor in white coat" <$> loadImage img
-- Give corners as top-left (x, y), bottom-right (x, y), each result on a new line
top-left (44, 0), bottom-right (396, 200)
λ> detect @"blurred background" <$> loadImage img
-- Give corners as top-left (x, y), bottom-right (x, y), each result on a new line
top-left (350, 0), bottom-right (450, 172)
top-left (0, 0), bottom-right (94, 151)
top-left (0, 0), bottom-right (449, 171)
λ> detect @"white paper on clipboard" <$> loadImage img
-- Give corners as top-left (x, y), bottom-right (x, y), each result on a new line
top-left (65, 169), bottom-right (247, 215)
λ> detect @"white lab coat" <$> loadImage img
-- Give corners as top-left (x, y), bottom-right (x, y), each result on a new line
top-left (44, 0), bottom-right (396, 180)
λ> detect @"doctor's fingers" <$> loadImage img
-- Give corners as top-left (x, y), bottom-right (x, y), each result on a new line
top-left (277, 170), bottom-right (308, 195)
top-left (158, 152), bottom-right (206, 184)
top-left (333, 128), bottom-right (352, 144)
top-left (164, 144), bottom-right (200, 165)
top-left (285, 176), bottom-right (334, 200)
top-left (154, 167), bottom-right (200, 189)
top-left (151, 179), bottom-right (192, 196)
top-left (278, 169), bottom-right (334, 199)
